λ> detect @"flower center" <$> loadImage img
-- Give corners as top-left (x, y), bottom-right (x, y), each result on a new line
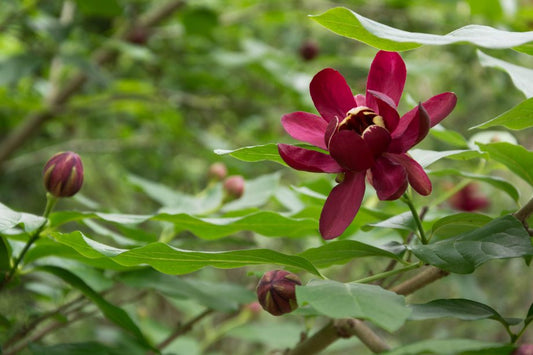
top-left (338, 106), bottom-right (386, 135)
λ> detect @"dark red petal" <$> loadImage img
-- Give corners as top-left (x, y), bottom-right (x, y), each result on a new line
top-left (310, 68), bottom-right (357, 123)
top-left (385, 153), bottom-right (432, 196)
top-left (423, 92), bottom-right (457, 127)
top-left (324, 117), bottom-right (339, 150)
top-left (362, 125), bottom-right (390, 157)
top-left (389, 103), bottom-right (431, 153)
top-left (367, 90), bottom-right (400, 132)
top-left (278, 144), bottom-right (342, 173)
top-left (329, 130), bottom-right (374, 171)
top-left (368, 156), bottom-right (407, 200)
top-left (319, 171), bottom-right (366, 239)
top-left (366, 51), bottom-right (406, 106)
top-left (281, 111), bottom-right (328, 150)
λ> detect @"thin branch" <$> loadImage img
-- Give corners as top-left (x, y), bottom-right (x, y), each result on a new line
top-left (513, 194), bottom-right (533, 228)
top-left (390, 266), bottom-right (449, 296)
top-left (157, 309), bottom-right (213, 351)
top-left (0, 0), bottom-right (186, 167)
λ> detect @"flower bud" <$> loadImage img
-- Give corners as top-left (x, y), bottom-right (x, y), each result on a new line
top-left (448, 183), bottom-right (489, 212)
top-left (208, 162), bottom-right (228, 181)
top-left (223, 175), bottom-right (245, 199)
top-left (43, 151), bottom-right (84, 197)
top-left (256, 270), bottom-right (301, 316)
top-left (299, 40), bottom-right (319, 61)
top-left (513, 344), bottom-right (533, 355)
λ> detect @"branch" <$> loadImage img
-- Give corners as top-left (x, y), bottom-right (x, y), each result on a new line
top-left (513, 195), bottom-right (533, 231)
top-left (157, 309), bottom-right (213, 351)
top-left (390, 266), bottom-right (449, 296)
top-left (0, 0), bottom-right (186, 167)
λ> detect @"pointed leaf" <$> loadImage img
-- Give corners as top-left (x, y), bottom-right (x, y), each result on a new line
top-left (310, 7), bottom-right (533, 51)
top-left (412, 215), bottom-right (533, 274)
top-left (477, 142), bottom-right (533, 186)
top-left (51, 231), bottom-right (322, 276)
top-left (382, 338), bottom-right (514, 355)
top-left (409, 149), bottom-right (485, 168)
top-left (298, 240), bottom-right (404, 268)
top-left (36, 265), bottom-right (151, 348)
top-left (470, 97), bottom-right (533, 131)
top-left (215, 143), bottom-right (287, 165)
top-left (431, 213), bottom-right (493, 239)
top-left (296, 280), bottom-right (410, 332)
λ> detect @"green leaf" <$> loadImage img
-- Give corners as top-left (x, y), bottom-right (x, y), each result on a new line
top-left (477, 50), bottom-right (533, 98)
top-left (215, 143), bottom-right (286, 165)
top-left (412, 215), bottom-right (533, 274)
top-left (363, 212), bottom-right (415, 232)
top-left (36, 265), bottom-right (151, 348)
top-left (409, 149), bottom-right (484, 168)
top-left (0, 237), bottom-right (10, 271)
top-left (296, 280), bottom-right (410, 332)
top-left (477, 142), bottom-right (533, 186)
top-left (221, 173), bottom-right (280, 212)
top-left (0, 202), bottom-right (46, 234)
top-left (430, 125), bottom-right (469, 148)
top-left (310, 7), bottom-right (533, 51)
top-left (117, 269), bottom-right (254, 312)
top-left (52, 231), bottom-right (322, 276)
top-left (429, 169), bottom-right (520, 202)
top-left (155, 211), bottom-right (317, 239)
top-left (298, 240), bottom-right (404, 268)
top-left (410, 299), bottom-right (520, 326)
top-left (382, 338), bottom-right (514, 355)
top-left (431, 213), bottom-right (493, 239)
top-left (470, 98), bottom-right (533, 131)
top-left (525, 302), bottom-right (533, 326)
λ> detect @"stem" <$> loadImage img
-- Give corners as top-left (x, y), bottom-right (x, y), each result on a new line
top-left (402, 194), bottom-right (428, 244)
top-left (0, 194), bottom-right (57, 291)
top-left (353, 263), bottom-right (421, 284)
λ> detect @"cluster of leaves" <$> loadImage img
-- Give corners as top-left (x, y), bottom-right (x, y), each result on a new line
top-left (1, 0), bottom-right (533, 354)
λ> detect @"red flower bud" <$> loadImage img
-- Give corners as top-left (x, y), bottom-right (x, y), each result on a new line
top-left (256, 270), bottom-right (301, 316)
top-left (299, 40), bottom-right (319, 61)
top-left (448, 183), bottom-right (489, 212)
top-left (513, 344), bottom-right (533, 355)
top-left (223, 175), bottom-right (245, 199)
top-left (208, 162), bottom-right (228, 181)
top-left (43, 151), bottom-right (84, 197)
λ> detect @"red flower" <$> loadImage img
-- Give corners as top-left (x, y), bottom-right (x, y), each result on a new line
top-left (278, 51), bottom-right (457, 239)
top-left (448, 183), bottom-right (490, 212)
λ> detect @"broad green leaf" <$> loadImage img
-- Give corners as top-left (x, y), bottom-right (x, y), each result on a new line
top-left (477, 50), bottom-right (533, 98)
top-left (477, 142), bottom-right (533, 186)
top-left (28, 342), bottom-right (123, 355)
top-left (298, 240), bottom-right (403, 268)
top-left (117, 269), bottom-right (254, 312)
top-left (36, 265), bottom-right (151, 348)
top-left (0, 54), bottom-right (42, 86)
top-left (296, 280), bottom-right (410, 332)
top-left (310, 7), bottom-right (533, 51)
top-left (409, 149), bottom-right (484, 168)
top-left (228, 322), bottom-right (302, 350)
top-left (52, 231), bottom-right (322, 276)
top-left (363, 212), bottom-right (415, 232)
top-left (410, 298), bottom-right (520, 326)
top-left (429, 169), bottom-right (520, 202)
top-left (155, 211), bottom-right (317, 239)
top-left (411, 215), bottom-right (533, 274)
top-left (525, 302), bottom-right (533, 326)
top-left (431, 213), bottom-right (493, 239)
top-left (470, 98), bottom-right (533, 131)
top-left (215, 143), bottom-right (286, 165)
top-left (382, 338), bottom-right (514, 355)
top-left (0, 202), bottom-right (46, 234)
top-left (73, 0), bottom-right (121, 17)
top-left (430, 125), bottom-right (469, 148)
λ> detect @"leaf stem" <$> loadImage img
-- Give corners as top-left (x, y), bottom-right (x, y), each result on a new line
top-left (513, 194), bottom-right (533, 226)
top-left (353, 263), bottom-right (421, 284)
top-left (0, 194), bottom-right (57, 291)
top-left (401, 194), bottom-right (428, 244)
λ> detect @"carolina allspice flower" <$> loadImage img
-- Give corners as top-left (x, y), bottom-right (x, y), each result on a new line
top-left (43, 151), bottom-right (84, 197)
top-left (256, 270), bottom-right (301, 316)
top-left (223, 175), bottom-right (245, 199)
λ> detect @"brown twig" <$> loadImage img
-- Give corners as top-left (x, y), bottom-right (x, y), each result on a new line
top-left (513, 195), bottom-right (533, 233)
top-left (157, 309), bottom-right (214, 351)
top-left (0, 0), bottom-right (186, 167)
top-left (390, 266), bottom-right (449, 296)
